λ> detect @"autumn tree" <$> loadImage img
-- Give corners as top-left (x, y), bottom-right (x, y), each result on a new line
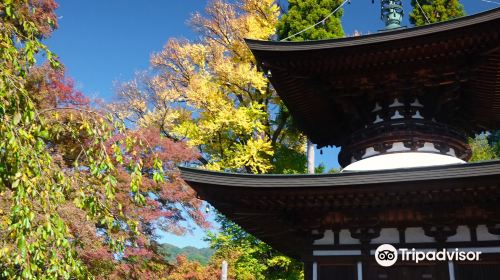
top-left (25, 64), bottom-right (209, 279)
top-left (0, 1), bottom-right (95, 277)
top-left (1, 1), bottom-right (207, 279)
top-left (410, 0), bottom-right (465, 26)
top-left (277, 0), bottom-right (345, 41)
top-left (111, 0), bottom-right (307, 278)
top-left (166, 255), bottom-right (215, 280)
top-left (113, 0), bottom-right (305, 174)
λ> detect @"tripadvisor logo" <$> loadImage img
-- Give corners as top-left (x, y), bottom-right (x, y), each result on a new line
top-left (375, 244), bottom-right (398, 267)
top-left (375, 244), bottom-right (482, 267)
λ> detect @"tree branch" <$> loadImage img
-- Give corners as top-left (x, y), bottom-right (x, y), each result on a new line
top-left (271, 111), bottom-right (289, 145)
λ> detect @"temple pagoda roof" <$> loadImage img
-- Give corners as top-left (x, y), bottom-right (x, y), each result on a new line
top-left (246, 8), bottom-right (500, 148)
top-left (180, 160), bottom-right (500, 258)
top-left (180, 161), bottom-right (500, 189)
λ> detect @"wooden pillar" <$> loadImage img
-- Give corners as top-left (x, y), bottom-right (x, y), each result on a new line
top-left (361, 247), bottom-right (370, 280)
top-left (304, 261), bottom-right (313, 280)
top-left (358, 236), bottom-right (375, 280)
top-left (303, 246), bottom-right (315, 280)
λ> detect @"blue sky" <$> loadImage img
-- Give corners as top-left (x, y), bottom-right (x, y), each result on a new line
top-left (46, 0), bottom-right (496, 248)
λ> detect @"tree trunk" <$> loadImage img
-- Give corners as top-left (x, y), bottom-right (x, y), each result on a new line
top-left (307, 139), bottom-right (315, 174)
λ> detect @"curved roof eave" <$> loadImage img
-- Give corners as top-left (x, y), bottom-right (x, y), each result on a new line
top-left (179, 160), bottom-right (500, 189)
top-left (245, 8), bottom-right (500, 52)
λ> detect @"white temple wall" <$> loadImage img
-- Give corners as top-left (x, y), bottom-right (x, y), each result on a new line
top-left (313, 230), bottom-right (334, 245)
top-left (405, 227), bottom-right (435, 243)
top-left (371, 228), bottom-right (399, 244)
top-left (340, 229), bottom-right (360, 244)
top-left (477, 225), bottom-right (500, 241)
top-left (312, 225), bottom-right (500, 250)
top-left (447, 225), bottom-right (470, 242)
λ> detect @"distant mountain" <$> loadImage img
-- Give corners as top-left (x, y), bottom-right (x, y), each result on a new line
top-left (159, 243), bottom-right (214, 265)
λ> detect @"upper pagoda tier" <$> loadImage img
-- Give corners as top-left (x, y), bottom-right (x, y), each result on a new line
top-left (246, 8), bottom-right (500, 167)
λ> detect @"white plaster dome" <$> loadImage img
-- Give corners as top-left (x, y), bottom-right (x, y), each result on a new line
top-left (342, 152), bottom-right (466, 172)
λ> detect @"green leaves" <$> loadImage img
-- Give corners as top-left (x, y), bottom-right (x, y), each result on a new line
top-left (277, 0), bottom-right (345, 41)
top-left (207, 214), bottom-right (303, 279)
top-left (5, 4), bottom-right (13, 18)
top-left (0, 1), bottom-right (173, 278)
top-left (410, 0), bottom-right (465, 26)
top-left (152, 157), bottom-right (164, 183)
top-left (13, 112), bottom-right (21, 125)
top-left (469, 135), bottom-right (499, 162)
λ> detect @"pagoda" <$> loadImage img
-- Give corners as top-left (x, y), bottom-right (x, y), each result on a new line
top-left (180, 5), bottom-right (500, 280)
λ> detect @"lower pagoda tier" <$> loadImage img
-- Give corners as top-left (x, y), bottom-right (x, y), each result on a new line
top-left (181, 160), bottom-right (500, 280)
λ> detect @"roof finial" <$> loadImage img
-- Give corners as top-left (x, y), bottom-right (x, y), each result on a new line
top-left (381, 0), bottom-right (404, 29)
